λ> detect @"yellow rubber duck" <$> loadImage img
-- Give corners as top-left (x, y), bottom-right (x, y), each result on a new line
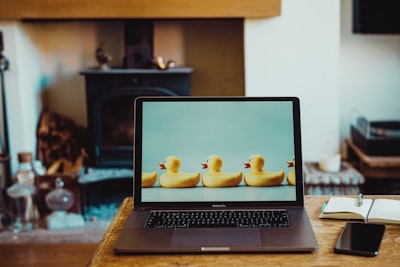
top-left (201, 155), bottom-right (242, 187)
top-left (141, 171), bottom-right (157, 188)
top-left (286, 158), bottom-right (296, 185)
top-left (159, 156), bottom-right (200, 188)
top-left (243, 154), bottom-right (284, 186)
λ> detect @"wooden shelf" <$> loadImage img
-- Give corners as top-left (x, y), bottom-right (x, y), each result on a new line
top-left (80, 67), bottom-right (194, 75)
top-left (346, 139), bottom-right (400, 179)
top-left (0, 0), bottom-right (281, 20)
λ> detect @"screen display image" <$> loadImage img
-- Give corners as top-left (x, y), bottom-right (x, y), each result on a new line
top-left (139, 100), bottom-right (298, 203)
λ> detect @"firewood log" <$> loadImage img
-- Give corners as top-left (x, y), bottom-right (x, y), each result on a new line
top-left (36, 109), bottom-right (88, 172)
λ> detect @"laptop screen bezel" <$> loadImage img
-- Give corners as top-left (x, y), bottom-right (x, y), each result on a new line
top-left (133, 96), bottom-right (304, 210)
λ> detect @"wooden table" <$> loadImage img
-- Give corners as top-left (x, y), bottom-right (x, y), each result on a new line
top-left (88, 196), bottom-right (400, 267)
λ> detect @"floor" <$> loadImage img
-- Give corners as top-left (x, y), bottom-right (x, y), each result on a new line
top-left (0, 224), bottom-right (106, 244)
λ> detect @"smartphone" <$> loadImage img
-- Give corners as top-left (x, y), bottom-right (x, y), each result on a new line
top-left (334, 222), bottom-right (385, 257)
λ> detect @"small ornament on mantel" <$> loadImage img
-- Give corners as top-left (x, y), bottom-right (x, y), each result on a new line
top-left (95, 42), bottom-right (112, 70)
top-left (154, 56), bottom-right (175, 70)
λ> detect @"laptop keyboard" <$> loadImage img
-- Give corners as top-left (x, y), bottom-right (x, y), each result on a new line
top-left (145, 210), bottom-right (290, 229)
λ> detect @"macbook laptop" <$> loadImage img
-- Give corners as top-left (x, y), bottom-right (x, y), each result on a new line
top-left (114, 96), bottom-right (318, 253)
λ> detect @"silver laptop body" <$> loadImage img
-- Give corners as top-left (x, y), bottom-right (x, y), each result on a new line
top-left (114, 96), bottom-right (318, 253)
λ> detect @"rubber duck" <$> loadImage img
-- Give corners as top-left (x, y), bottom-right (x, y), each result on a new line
top-left (142, 171), bottom-right (157, 188)
top-left (243, 154), bottom-right (284, 186)
top-left (201, 155), bottom-right (242, 187)
top-left (286, 158), bottom-right (296, 185)
top-left (159, 156), bottom-right (200, 188)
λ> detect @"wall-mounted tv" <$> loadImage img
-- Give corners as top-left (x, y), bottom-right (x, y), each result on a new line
top-left (353, 0), bottom-right (400, 34)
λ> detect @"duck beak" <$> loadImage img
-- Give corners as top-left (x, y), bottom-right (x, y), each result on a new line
top-left (287, 161), bottom-right (294, 168)
top-left (243, 162), bottom-right (251, 168)
top-left (159, 163), bottom-right (166, 170)
top-left (201, 162), bottom-right (208, 169)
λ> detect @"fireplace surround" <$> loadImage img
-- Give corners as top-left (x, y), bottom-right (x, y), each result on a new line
top-left (0, 0), bottom-right (282, 219)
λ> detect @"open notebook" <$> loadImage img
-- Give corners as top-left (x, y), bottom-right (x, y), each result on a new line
top-left (114, 96), bottom-right (318, 253)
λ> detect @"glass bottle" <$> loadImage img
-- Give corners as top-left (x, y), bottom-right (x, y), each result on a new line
top-left (45, 177), bottom-right (74, 212)
top-left (7, 152), bottom-right (40, 232)
top-left (45, 177), bottom-right (84, 230)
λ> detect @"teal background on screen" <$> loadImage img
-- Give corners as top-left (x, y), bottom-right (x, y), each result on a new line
top-left (140, 100), bottom-right (296, 202)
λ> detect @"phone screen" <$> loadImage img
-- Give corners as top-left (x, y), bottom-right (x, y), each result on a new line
top-left (334, 222), bottom-right (385, 257)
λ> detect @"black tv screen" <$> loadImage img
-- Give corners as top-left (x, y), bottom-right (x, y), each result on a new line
top-left (353, 0), bottom-right (400, 34)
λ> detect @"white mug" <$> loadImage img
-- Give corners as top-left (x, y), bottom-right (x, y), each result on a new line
top-left (319, 153), bottom-right (341, 172)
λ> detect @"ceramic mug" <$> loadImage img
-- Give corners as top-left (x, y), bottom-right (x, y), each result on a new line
top-left (319, 153), bottom-right (341, 172)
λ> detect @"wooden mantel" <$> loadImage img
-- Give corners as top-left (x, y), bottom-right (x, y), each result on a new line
top-left (0, 0), bottom-right (281, 20)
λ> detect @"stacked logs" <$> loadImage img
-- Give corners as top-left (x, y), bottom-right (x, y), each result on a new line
top-left (36, 109), bottom-right (88, 174)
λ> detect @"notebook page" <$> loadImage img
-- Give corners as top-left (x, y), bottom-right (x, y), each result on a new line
top-left (368, 199), bottom-right (400, 223)
top-left (323, 197), bottom-right (373, 217)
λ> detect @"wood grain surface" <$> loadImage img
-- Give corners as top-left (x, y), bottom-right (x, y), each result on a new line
top-left (88, 196), bottom-right (400, 267)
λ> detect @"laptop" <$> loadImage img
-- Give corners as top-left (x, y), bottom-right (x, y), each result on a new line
top-left (114, 96), bottom-right (318, 253)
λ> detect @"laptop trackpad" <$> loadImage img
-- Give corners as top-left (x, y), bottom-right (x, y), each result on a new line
top-left (171, 228), bottom-right (261, 248)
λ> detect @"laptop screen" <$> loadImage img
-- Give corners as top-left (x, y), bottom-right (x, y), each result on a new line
top-left (134, 97), bottom-right (303, 206)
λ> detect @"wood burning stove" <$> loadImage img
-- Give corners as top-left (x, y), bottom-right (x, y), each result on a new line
top-left (78, 21), bottom-right (193, 216)
top-left (80, 67), bottom-right (193, 168)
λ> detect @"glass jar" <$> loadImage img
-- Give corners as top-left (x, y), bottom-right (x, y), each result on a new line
top-left (7, 152), bottom-right (40, 233)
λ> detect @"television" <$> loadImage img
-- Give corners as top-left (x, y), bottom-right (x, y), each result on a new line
top-left (353, 0), bottom-right (400, 34)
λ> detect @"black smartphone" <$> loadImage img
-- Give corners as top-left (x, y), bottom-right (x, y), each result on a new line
top-left (334, 222), bottom-right (385, 257)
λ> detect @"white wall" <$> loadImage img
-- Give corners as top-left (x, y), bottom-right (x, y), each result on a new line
top-left (0, 22), bottom-right (42, 173)
top-left (339, 0), bottom-right (400, 153)
top-left (0, 21), bottom-right (123, 173)
top-left (245, 0), bottom-right (341, 161)
top-left (245, 0), bottom-right (400, 161)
